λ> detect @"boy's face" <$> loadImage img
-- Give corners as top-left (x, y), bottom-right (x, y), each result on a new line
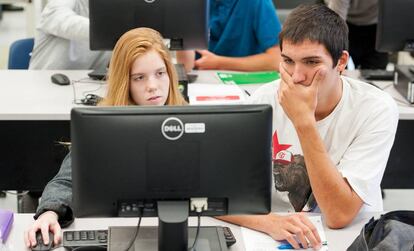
top-left (129, 49), bottom-right (170, 106)
top-left (280, 39), bottom-right (347, 100)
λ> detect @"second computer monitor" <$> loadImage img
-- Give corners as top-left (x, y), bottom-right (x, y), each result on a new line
top-left (89, 0), bottom-right (209, 51)
top-left (376, 0), bottom-right (414, 52)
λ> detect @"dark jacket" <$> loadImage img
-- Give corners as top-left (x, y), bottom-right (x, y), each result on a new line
top-left (34, 152), bottom-right (74, 228)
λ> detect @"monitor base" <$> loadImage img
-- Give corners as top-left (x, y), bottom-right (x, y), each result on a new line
top-left (108, 226), bottom-right (229, 251)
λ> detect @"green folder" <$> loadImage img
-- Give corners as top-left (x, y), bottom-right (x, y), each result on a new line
top-left (217, 71), bottom-right (280, 85)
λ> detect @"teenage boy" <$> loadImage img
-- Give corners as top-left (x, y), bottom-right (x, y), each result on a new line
top-left (219, 4), bottom-right (398, 250)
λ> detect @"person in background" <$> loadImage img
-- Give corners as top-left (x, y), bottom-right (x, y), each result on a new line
top-left (324, 0), bottom-right (388, 69)
top-left (177, 0), bottom-right (282, 72)
top-left (24, 27), bottom-right (186, 248)
top-left (29, 0), bottom-right (110, 70)
top-left (218, 4), bottom-right (398, 249)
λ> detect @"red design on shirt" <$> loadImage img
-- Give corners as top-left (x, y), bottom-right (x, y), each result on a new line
top-left (272, 131), bottom-right (291, 160)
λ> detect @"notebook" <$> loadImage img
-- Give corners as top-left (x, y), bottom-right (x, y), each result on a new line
top-left (0, 209), bottom-right (13, 242)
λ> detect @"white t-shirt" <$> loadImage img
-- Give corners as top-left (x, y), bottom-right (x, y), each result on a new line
top-left (249, 76), bottom-right (398, 213)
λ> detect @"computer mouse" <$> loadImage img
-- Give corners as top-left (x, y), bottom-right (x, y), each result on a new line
top-left (31, 231), bottom-right (54, 251)
top-left (51, 73), bottom-right (70, 86)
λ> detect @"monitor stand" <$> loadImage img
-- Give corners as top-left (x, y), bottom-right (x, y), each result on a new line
top-left (108, 226), bottom-right (228, 251)
top-left (108, 201), bottom-right (228, 251)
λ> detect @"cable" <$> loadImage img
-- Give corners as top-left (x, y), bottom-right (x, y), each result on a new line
top-left (71, 78), bottom-right (106, 105)
top-left (124, 208), bottom-right (143, 251)
top-left (188, 213), bottom-right (202, 251)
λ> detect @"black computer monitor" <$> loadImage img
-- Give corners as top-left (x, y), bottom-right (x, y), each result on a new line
top-left (71, 105), bottom-right (272, 250)
top-left (376, 0), bottom-right (414, 52)
top-left (89, 0), bottom-right (209, 51)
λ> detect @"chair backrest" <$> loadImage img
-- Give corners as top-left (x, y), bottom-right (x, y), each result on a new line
top-left (8, 38), bottom-right (34, 69)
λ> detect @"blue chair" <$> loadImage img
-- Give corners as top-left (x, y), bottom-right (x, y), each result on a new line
top-left (8, 38), bottom-right (34, 69)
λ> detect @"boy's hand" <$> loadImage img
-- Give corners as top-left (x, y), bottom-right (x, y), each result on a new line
top-left (278, 62), bottom-right (326, 126)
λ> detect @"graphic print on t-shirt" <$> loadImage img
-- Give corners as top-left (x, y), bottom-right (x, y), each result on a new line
top-left (272, 131), bottom-right (315, 212)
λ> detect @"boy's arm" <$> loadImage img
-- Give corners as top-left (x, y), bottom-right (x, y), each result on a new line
top-left (176, 46), bottom-right (281, 72)
top-left (176, 50), bottom-right (195, 72)
top-left (195, 46), bottom-right (281, 72)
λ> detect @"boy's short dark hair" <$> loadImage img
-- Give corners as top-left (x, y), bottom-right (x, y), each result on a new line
top-left (279, 4), bottom-right (348, 66)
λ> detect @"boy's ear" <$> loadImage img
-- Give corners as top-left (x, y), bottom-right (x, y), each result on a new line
top-left (336, 50), bottom-right (349, 73)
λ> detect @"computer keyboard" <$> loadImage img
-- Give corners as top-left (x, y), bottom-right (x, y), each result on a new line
top-left (62, 226), bottom-right (236, 248)
top-left (63, 230), bottom-right (108, 248)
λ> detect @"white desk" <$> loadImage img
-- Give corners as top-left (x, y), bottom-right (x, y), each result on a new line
top-left (1, 69), bottom-right (414, 120)
top-left (0, 70), bottom-right (94, 191)
top-left (343, 70), bottom-right (414, 120)
top-left (6, 212), bottom-right (378, 251)
top-left (0, 69), bottom-right (413, 188)
top-left (0, 70), bottom-right (93, 120)
top-left (0, 69), bottom-right (224, 120)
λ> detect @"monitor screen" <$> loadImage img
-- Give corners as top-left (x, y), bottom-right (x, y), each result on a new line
top-left (89, 0), bottom-right (209, 50)
top-left (376, 0), bottom-right (414, 52)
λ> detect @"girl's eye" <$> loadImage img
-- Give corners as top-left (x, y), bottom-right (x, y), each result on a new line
top-left (132, 75), bottom-right (144, 81)
top-left (157, 71), bottom-right (166, 77)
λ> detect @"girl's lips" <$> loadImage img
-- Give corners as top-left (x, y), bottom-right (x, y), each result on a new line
top-left (148, 96), bottom-right (161, 101)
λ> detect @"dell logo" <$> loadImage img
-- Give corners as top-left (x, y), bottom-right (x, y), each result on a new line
top-left (164, 125), bottom-right (182, 132)
top-left (161, 117), bottom-right (184, 140)
top-left (144, 0), bottom-right (156, 3)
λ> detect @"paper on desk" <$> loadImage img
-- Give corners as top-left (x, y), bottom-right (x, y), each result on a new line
top-left (242, 216), bottom-right (328, 251)
top-left (188, 83), bottom-right (247, 105)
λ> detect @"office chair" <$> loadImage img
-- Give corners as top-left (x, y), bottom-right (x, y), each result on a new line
top-left (8, 38), bottom-right (34, 69)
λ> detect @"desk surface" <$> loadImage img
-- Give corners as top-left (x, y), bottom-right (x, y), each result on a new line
top-left (1, 69), bottom-right (413, 120)
top-left (0, 70), bottom-right (223, 121)
top-left (7, 212), bottom-right (378, 251)
top-left (0, 70), bottom-right (89, 120)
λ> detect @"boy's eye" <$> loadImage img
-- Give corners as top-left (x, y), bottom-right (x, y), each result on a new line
top-left (283, 58), bottom-right (294, 65)
top-left (305, 60), bottom-right (319, 65)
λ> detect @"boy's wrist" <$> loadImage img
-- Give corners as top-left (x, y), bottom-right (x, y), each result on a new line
top-left (293, 115), bottom-right (316, 132)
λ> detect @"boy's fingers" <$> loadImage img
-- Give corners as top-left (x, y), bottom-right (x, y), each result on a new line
top-left (310, 67), bottom-right (326, 90)
top-left (279, 63), bottom-right (294, 88)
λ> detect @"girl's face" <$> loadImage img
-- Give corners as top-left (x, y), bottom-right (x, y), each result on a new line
top-left (129, 49), bottom-right (170, 106)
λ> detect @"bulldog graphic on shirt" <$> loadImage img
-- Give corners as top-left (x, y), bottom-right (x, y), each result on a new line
top-left (272, 131), bottom-right (316, 212)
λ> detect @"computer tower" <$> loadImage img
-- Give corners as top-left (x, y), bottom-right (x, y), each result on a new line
top-left (394, 65), bottom-right (414, 104)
